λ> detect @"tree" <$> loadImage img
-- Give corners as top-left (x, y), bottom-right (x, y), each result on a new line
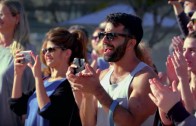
top-left (23, 0), bottom-right (179, 47)
top-left (128, 0), bottom-right (177, 47)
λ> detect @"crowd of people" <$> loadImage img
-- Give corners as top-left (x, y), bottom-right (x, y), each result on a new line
top-left (1, 0), bottom-right (196, 126)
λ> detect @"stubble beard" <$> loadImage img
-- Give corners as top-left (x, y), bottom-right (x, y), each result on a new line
top-left (104, 39), bottom-right (128, 62)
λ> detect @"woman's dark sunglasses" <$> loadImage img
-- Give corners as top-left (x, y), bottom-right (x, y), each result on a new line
top-left (42, 46), bottom-right (66, 55)
top-left (98, 32), bottom-right (133, 41)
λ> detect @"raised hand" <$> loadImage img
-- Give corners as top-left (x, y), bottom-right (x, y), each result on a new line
top-left (27, 52), bottom-right (42, 78)
top-left (171, 36), bottom-right (184, 52)
top-left (166, 55), bottom-right (178, 84)
top-left (66, 63), bottom-right (101, 94)
top-left (14, 50), bottom-right (28, 76)
top-left (171, 49), bottom-right (189, 81)
top-left (148, 78), bottom-right (180, 113)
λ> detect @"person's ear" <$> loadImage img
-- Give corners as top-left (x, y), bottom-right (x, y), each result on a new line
top-left (64, 49), bottom-right (72, 58)
top-left (15, 14), bottom-right (20, 25)
top-left (127, 39), bottom-right (136, 48)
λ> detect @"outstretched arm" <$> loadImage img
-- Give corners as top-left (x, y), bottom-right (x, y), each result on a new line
top-left (168, 1), bottom-right (183, 15)
top-left (168, 1), bottom-right (189, 36)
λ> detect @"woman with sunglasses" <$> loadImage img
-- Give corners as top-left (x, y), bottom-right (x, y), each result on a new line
top-left (9, 27), bottom-right (86, 126)
top-left (0, 0), bottom-right (35, 125)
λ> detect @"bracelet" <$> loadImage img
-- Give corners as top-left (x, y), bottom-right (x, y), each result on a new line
top-left (109, 100), bottom-right (119, 126)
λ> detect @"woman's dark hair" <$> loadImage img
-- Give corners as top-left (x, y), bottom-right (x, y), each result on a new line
top-left (41, 27), bottom-right (87, 76)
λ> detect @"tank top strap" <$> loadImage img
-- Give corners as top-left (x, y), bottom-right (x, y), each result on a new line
top-left (130, 62), bottom-right (148, 77)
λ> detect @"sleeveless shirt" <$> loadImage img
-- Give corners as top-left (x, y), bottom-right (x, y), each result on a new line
top-left (96, 62), bottom-right (148, 126)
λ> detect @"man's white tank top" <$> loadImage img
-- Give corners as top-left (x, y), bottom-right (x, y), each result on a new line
top-left (96, 62), bottom-right (148, 126)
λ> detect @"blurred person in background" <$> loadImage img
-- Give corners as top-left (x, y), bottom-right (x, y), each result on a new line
top-left (167, 0), bottom-right (196, 57)
top-left (0, 0), bottom-right (35, 126)
top-left (187, 11), bottom-right (196, 33)
top-left (168, 0), bottom-right (196, 37)
top-left (9, 27), bottom-right (85, 126)
top-left (159, 5), bottom-right (196, 89)
top-left (153, 31), bottom-right (196, 126)
top-left (164, 11), bottom-right (196, 84)
top-left (90, 27), bottom-right (109, 70)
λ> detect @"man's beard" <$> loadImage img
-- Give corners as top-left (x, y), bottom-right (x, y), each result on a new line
top-left (104, 39), bottom-right (128, 62)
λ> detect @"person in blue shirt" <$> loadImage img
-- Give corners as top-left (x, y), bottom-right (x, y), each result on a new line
top-left (9, 27), bottom-right (86, 126)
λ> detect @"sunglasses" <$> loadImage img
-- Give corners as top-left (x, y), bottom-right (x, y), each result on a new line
top-left (42, 46), bottom-right (65, 55)
top-left (98, 32), bottom-right (133, 41)
top-left (91, 36), bottom-right (99, 41)
top-left (191, 18), bottom-right (196, 24)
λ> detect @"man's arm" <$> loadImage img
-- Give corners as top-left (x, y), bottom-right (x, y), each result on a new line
top-left (67, 64), bottom-right (157, 126)
top-left (77, 68), bottom-right (109, 126)
top-left (80, 94), bottom-right (97, 126)
top-left (93, 68), bottom-right (157, 126)
top-left (125, 68), bottom-right (157, 125)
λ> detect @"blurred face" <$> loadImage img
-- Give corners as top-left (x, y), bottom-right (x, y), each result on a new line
top-left (187, 12), bottom-right (196, 33)
top-left (183, 37), bottom-right (196, 72)
top-left (101, 22), bottom-right (129, 62)
top-left (0, 4), bottom-right (18, 32)
top-left (91, 29), bottom-right (101, 50)
top-left (184, 1), bottom-right (196, 14)
top-left (42, 41), bottom-right (65, 68)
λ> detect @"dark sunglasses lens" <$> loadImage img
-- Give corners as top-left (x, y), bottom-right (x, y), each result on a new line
top-left (48, 47), bottom-right (55, 53)
top-left (42, 49), bottom-right (47, 54)
top-left (106, 33), bottom-right (115, 41)
top-left (92, 36), bottom-right (99, 41)
top-left (98, 32), bottom-right (105, 40)
top-left (42, 47), bottom-right (56, 54)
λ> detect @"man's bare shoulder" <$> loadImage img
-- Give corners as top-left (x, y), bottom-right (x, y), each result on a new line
top-left (135, 66), bottom-right (158, 79)
top-left (128, 66), bottom-right (157, 123)
top-left (131, 66), bottom-right (158, 90)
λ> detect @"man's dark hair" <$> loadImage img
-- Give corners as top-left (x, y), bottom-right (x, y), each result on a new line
top-left (106, 12), bottom-right (143, 48)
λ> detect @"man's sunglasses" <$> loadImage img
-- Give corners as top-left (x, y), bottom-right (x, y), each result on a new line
top-left (98, 32), bottom-right (133, 41)
top-left (190, 18), bottom-right (196, 24)
top-left (42, 46), bottom-right (66, 55)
